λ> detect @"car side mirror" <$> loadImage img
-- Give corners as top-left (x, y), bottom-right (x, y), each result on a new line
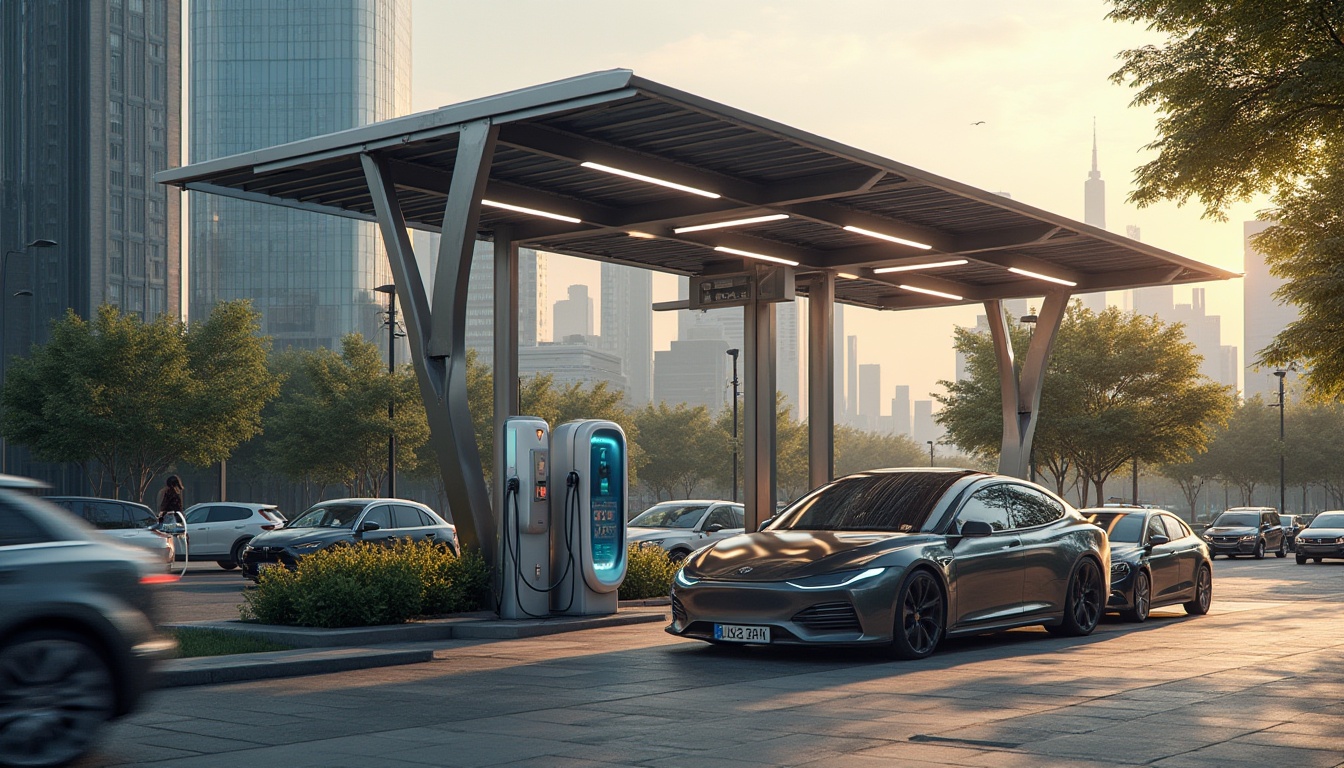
top-left (1148, 534), bottom-right (1170, 548)
top-left (705, 523), bottom-right (725, 533)
top-left (359, 521), bottom-right (381, 533)
top-left (757, 516), bottom-right (776, 532)
top-left (959, 520), bottom-right (994, 538)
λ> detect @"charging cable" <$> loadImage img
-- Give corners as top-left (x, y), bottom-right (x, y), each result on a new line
top-left (499, 473), bottom-right (580, 617)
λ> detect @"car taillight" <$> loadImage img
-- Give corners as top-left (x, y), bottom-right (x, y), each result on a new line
top-left (261, 523), bottom-right (281, 530)
top-left (140, 573), bottom-right (178, 585)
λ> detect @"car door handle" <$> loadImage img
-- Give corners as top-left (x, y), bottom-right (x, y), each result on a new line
top-left (1003, 539), bottom-right (1021, 549)
top-left (425, 533), bottom-right (436, 539)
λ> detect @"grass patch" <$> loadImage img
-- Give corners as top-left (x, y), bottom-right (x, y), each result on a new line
top-left (172, 628), bottom-right (292, 658)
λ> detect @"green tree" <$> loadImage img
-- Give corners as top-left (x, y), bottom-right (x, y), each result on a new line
top-left (267, 334), bottom-right (428, 496)
top-left (633, 402), bottom-right (717, 500)
top-left (1157, 442), bottom-right (1219, 522)
top-left (1108, 2), bottom-right (1344, 395)
top-left (937, 305), bottom-right (1233, 506)
top-left (1202, 399), bottom-right (1280, 505)
top-left (834, 426), bottom-right (927, 478)
top-left (2, 302), bottom-right (278, 502)
top-left (710, 392), bottom-right (810, 502)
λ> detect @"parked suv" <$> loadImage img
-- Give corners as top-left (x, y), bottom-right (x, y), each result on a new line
top-left (1200, 507), bottom-right (1286, 559)
top-left (45, 496), bottom-right (175, 569)
top-left (1, 476), bottom-right (175, 767)
top-left (181, 502), bottom-right (286, 569)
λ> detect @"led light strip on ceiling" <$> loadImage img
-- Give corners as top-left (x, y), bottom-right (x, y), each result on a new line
top-left (843, 225), bottom-right (932, 250)
top-left (872, 259), bottom-right (969, 274)
top-left (713, 245), bottom-right (799, 267)
top-left (580, 161), bottom-right (721, 198)
top-left (481, 199), bottom-right (581, 224)
top-left (899, 284), bottom-right (962, 301)
top-left (1008, 266), bottom-right (1077, 287)
top-left (673, 214), bottom-right (789, 234)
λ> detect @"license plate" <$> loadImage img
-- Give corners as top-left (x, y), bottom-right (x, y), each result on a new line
top-left (714, 624), bottom-right (770, 643)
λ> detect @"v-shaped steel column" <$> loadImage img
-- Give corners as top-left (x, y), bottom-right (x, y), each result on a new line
top-left (987, 290), bottom-right (1069, 479)
top-left (360, 120), bottom-right (498, 564)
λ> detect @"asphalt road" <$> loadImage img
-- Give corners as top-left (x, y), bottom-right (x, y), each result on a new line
top-left (83, 554), bottom-right (1344, 767)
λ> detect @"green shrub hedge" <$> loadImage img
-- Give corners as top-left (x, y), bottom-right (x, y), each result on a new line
top-left (240, 540), bottom-right (489, 628)
top-left (620, 543), bottom-right (678, 600)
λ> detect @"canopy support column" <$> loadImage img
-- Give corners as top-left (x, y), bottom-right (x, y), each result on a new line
top-left (743, 291), bottom-right (777, 532)
top-left (360, 119), bottom-right (498, 564)
top-left (988, 290), bottom-right (1069, 479)
top-left (806, 274), bottom-right (835, 491)
top-left (493, 227), bottom-right (519, 509)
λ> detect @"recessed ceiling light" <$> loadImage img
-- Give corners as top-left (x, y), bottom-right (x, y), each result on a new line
top-left (580, 161), bottom-right (720, 199)
top-left (837, 272), bottom-right (860, 280)
top-left (713, 245), bottom-right (799, 267)
top-left (899, 284), bottom-right (962, 301)
top-left (481, 199), bottom-right (581, 224)
top-left (627, 231), bottom-right (658, 239)
top-left (872, 259), bottom-right (969, 274)
top-left (1008, 266), bottom-right (1077, 287)
top-left (843, 225), bottom-right (932, 250)
top-left (673, 214), bottom-right (788, 234)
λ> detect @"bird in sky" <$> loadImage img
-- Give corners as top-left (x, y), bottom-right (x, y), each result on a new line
top-left (971, 121), bottom-right (986, 125)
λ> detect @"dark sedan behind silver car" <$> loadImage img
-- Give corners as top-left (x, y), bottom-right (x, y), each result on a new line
top-left (0, 476), bottom-right (175, 767)
top-left (668, 468), bottom-right (1109, 659)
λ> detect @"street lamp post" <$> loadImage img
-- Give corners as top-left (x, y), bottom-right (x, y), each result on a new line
top-left (374, 284), bottom-right (402, 497)
top-left (927, 440), bottom-right (935, 466)
top-left (1275, 368), bottom-right (1288, 516)
top-left (1020, 313), bottom-right (1039, 482)
top-left (0, 239), bottom-right (56, 474)
top-left (727, 348), bottom-right (740, 503)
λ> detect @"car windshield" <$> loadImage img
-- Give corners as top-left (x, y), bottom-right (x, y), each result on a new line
top-left (629, 504), bottom-right (708, 529)
top-left (288, 503), bottom-right (365, 529)
top-left (1308, 513), bottom-right (1344, 528)
top-left (1086, 512), bottom-right (1144, 543)
top-left (771, 472), bottom-right (963, 533)
top-left (1213, 512), bottom-right (1260, 527)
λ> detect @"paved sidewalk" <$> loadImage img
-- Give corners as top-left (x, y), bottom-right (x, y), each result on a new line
top-left (87, 562), bottom-right (1344, 767)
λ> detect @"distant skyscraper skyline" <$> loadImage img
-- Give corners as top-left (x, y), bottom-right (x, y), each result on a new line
top-left (892, 385), bottom-right (911, 437)
top-left (1078, 121), bottom-right (1108, 314)
top-left (859, 363), bottom-right (880, 432)
top-left (553, 283), bottom-right (593, 340)
top-left (1243, 219), bottom-right (1299, 400)
top-left (601, 263), bottom-right (653, 405)
top-left (189, 0), bottom-right (410, 353)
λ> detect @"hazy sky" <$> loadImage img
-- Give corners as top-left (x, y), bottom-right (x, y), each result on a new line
top-left (409, 0), bottom-right (1264, 407)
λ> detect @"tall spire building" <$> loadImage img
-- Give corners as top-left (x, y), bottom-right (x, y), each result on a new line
top-left (1078, 121), bottom-right (1108, 313)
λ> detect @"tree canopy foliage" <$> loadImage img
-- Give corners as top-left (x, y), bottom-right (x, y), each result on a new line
top-left (1108, 1), bottom-right (1344, 394)
top-left (1, 302), bottom-right (278, 501)
top-left (937, 304), bottom-right (1234, 505)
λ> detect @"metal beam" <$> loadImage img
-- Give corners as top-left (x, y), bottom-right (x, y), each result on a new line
top-left (807, 274), bottom-right (835, 490)
top-left (988, 290), bottom-right (1069, 479)
top-left (494, 226), bottom-right (519, 518)
top-left (743, 282), bottom-right (778, 533)
top-left (361, 151), bottom-right (495, 564)
top-left (430, 121), bottom-right (498, 358)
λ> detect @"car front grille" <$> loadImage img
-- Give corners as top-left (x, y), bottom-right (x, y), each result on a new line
top-left (671, 596), bottom-right (687, 625)
top-left (791, 602), bottom-right (861, 633)
top-left (1212, 537), bottom-right (1241, 544)
top-left (1299, 537), bottom-right (1337, 545)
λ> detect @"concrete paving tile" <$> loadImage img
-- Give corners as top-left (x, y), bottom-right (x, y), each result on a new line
top-left (851, 739), bottom-right (996, 765)
top-left (701, 732), bottom-right (889, 767)
top-left (1234, 728), bottom-right (1344, 750)
top-left (388, 735), bottom-right (575, 767)
top-left (1022, 733), bottom-right (1188, 764)
top-left (1151, 742), bottom-right (1344, 768)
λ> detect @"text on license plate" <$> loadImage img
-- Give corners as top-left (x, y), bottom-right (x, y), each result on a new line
top-left (714, 624), bottom-right (770, 643)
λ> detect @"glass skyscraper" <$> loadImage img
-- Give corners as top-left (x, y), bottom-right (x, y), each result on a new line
top-left (189, 0), bottom-right (411, 351)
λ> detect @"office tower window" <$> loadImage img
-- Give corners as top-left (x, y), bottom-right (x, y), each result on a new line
top-left (109, 241), bottom-right (124, 277)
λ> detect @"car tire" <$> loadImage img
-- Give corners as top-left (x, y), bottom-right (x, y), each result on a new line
top-left (889, 569), bottom-right (945, 660)
top-left (0, 629), bottom-right (117, 768)
top-left (1253, 540), bottom-right (1265, 559)
top-left (1047, 558), bottom-right (1103, 637)
top-left (668, 549), bottom-right (690, 563)
top-left (1183, 563), bottom-right (1213, 616)
top-left (1315, 558), bottom-right (1323, 563)
top-left (221, 538), bottom-right (251, 570)
top-left (1276, 539), bottom-right (1286, 558)
top-left (1296, 553), bottom-right (1308, 565)
top-left (1120, 571), bottom-right (1150, 623)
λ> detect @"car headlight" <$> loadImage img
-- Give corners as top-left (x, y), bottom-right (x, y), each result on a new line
top-left (1201, 532), bottom-right (1213, 540)
top-left (642, 539), bottom-right (665, 548)
top-left (674, 568), bottom-right (699, 587)
top-left (1240, 535), bottom-right (1258, 542)
top-left (1110, 561), bottom-right (1131, 576)
top-left (786, 567), bottom-right (885, 590)
top-left (294, 541), bottom-right (327, 550)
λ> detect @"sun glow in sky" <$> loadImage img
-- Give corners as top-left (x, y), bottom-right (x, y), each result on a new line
top-left (409, 0), bottom-right (1264, 407)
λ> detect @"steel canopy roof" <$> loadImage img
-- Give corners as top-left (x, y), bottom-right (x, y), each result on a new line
top-left (159, 69), bottom-right (1237, 311)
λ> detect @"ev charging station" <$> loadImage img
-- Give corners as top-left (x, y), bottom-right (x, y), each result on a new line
top-left (499, 417), bottom-right (552, 619)
top-left (498, 417), bottom-right (627, 619)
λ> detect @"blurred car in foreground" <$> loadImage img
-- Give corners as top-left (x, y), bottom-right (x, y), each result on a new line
top-left (240, 498), bottom-right (455, 580)
top-left (1294, 511), bottom-right (1344, 564)
top-left (45, 495), bottom-right (175, 568)
top-left (1200, 507), bottom-right (1286, 559)
top-left (181, 502), bottom-right (286, 570)
top-left (626, 500), bottom-right (745, 561)
top-left (1, 476), bottom-right (175, 767)
top-left (1083, 508), bottom-right (1212, 622)
top-left (668, 468), bottom-right (1109, 659)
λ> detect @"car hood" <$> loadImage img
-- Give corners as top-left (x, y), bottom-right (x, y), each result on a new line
top-left (627, 526), bottom-right (692, 543)
top-left (682, 529), bottom-right (935, 582)
top-left (1205, 526), bottom-right (1257, 536)
top-left (1109, 542), bottom-right (1144, 561)
top-left (1300, 528), bottom-right (1344, 538)
top-left (249, 526), bottom-right (352, 549)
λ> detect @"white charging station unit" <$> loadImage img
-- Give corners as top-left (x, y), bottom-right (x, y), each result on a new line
top-left (550, 419), bottom-right (627, 616)
top-left (499, 416), bottom-right (552, 619)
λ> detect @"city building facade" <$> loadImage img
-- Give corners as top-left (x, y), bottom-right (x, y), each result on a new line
top-left (1243, 219), bottom-right (1299, 400)
top-left (600, 262), bottom-right (652, 405)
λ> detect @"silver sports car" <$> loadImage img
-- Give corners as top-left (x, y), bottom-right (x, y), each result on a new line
top-left (668, 468), bottom-right (1109, 659)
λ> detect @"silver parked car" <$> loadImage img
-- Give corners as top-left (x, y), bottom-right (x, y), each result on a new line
top-left (45, 496), bottom-right (175, 569)
top-left (669, 469), bottom-right (1110, 659)
top-left (627, 500), bottom-right (745, 561)
top-left (181, 502), bottom-right (286, 569)
top-left (1, 476), bottom-right (175, 767)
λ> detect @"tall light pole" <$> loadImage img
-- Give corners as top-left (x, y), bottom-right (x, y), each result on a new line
top-left (1275, 368), bottom-right (1288, 515)
top-left (375, 284), bottom-right (402, 497)
top-left (0, 239), bottom-right (56, 474)
top-left (1019, 314), bottom-right (1039, 481)
top-left (727, 348), bottom-right (740, 502)
top-left (927, 440), bottom-right (935, 466)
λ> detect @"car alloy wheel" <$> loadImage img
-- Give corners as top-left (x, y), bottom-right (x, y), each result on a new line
top-left (1049, 559), bottom-right (1103, 637)
top-left (1253, 540), bottom-right (1265, 559)
top-left (1122, 571), bottom-right (1150, 622)
top-left (1276, 539), bottom-right (1286, 558)
top-left (1184, 564), bottom-right (1212, 616)
top-left (890, 569), bottom-right (944, 660)
top-left (1296, 553), bottom-right (1308, 565)
top-left (0, 630), bottom-right (116, 768)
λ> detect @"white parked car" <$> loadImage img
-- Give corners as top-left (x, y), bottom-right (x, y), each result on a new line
top-left (44, 496), bottom-right (175, 568)
top-left (626, 500), bottom-right (745, 561)
top-left (181, 502), bottom-right (286, 569)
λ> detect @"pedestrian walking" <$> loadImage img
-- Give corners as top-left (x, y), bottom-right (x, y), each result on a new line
top-left (157, 475), bottom-right (184, 523)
